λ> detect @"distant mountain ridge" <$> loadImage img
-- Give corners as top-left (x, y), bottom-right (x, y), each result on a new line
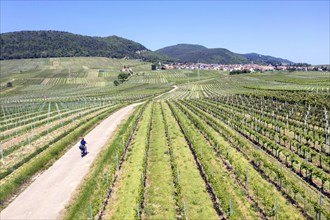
top-left (0, 31), bottom-right (293, 65)
top-left (241, 53), bottom-right (293, 65)
top-left (0, 30), bottom-right (173, 62)
top-left (156, 44), bottom-right (294, 65)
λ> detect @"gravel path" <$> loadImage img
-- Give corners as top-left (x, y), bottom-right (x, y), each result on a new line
top-left (0, 103), bottom-right (142, 220)
top-left (154, 85), bottom-right (178, 101)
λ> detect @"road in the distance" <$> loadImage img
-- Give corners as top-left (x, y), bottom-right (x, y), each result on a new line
top-left (154, 85), bottom-right (178, 100)
top-left (0, 103), bottom-right (141, 220)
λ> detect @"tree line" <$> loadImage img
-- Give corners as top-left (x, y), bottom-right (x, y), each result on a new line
top-left (0, 31), bottom-right (174, 63)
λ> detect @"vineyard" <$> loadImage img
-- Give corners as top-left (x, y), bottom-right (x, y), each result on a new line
top-left (63, 96), bottom-right (329, 219)
top-left (0, 57), bottom-right (329, 219)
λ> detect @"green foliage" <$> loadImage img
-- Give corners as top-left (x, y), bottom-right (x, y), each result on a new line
top-left (243, 53), bottom-right (293, 65)
top-left (141, 51), bottom-right (177, 63)
top-left (118, 73), bottom-right (130, 82)
top-left (1, 31), bottom-right (115, 59)
top-left (0, 31), bottom-right (175, 63)
top-left (142, 103), bottom-right (177, 219)
top-left (156, 44), bottom-right (293, 65)
top-left (113, 80), bottom-right (120, 86)
top-left (229, 69), bottom-right (251, 75)
top-left (156, 44), bottom-right (249, 64)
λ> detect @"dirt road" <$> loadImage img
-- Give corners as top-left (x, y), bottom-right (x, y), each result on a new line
top-left (154, 85), bottom-right (178, 101)
top-left (0, 103), bottom-right (142, 220)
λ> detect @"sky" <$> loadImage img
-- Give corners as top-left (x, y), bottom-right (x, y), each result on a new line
top-left (1, 0), bottom-right (329, 64)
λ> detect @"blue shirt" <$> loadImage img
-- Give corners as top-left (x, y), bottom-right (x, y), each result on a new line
top-left (81, 139), bottom-right (86, 145)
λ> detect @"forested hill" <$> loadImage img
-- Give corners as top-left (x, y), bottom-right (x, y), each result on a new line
top-left (0, 31), bottom-right (293, 64)
top-left (156, 44), bottom-right (294, 65)
top-left (241, 53), bottom-right (293, 65)
top-left (156, 44), bottom-right (249, 64)
top-left (0, 31), bottom-right (173, 62)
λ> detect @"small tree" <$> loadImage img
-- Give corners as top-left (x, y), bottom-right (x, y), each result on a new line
top-left (283, 136), bottom-right (288, 147)
top-left (7, 82), bottom-right (13, 87)
top-left (284, 152), bottom-right (290, 165)
top-left (113, 80), bottom-right (120, 86)
top-left (292, 184), bottom-right (299, 199)
top-left (118, 73), bottom-right (129, 83)
top-left (318, 172), bottom-right (328, 191)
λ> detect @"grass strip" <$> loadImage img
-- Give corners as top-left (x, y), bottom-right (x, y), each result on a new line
top-left (162, 102), bottom-right (219, 219)
top-left (103, 102), bottom-right (152, 219)
top-left (142, 103), bottom-right (177, 219)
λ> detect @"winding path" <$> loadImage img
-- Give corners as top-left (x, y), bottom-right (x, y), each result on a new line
top-left (154, 85), bottom-right (178, 101)
top-left (0, 103), bottom-right (141, 220)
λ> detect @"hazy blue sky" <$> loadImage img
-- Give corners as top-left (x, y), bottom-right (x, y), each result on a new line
top-left (1, 1), bottom-right (329, 64)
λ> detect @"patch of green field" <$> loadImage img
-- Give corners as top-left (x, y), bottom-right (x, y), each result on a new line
top-left (142, 103), bottom-right (177, 219)
top-left (251, 71), bottom-right (330, 85)
top-left (162, 102), bottom-right (218, 219)
top-left (103, 103), bottom-right (152, 219)
top-left (154, 70), bottom-right (330, 100)
top-left (0, 57), bottom-right (152, 98)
